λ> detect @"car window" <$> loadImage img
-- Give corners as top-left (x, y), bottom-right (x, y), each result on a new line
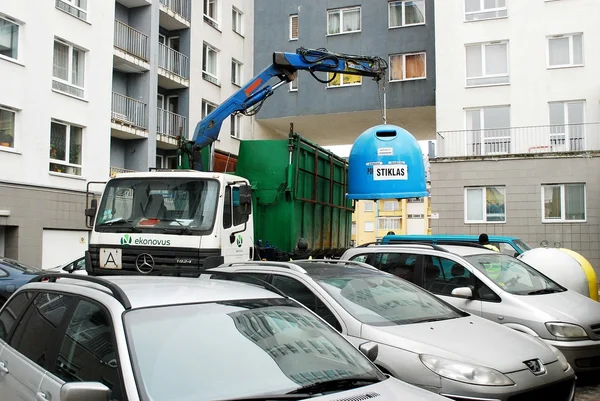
top-left (374, 252), bottom-right (419, 283)
top-left (0, 268), bottom-right (8, 278)
top-left (10, 292), bottom-right (74, 367)
top-left (349, 254), bottom-right (369, 263)
top-left (423, 256), bottom-right (473, 295)
top-left (0, 291), bottom-right (35, 341)
top-left (492, 242), bottom-right (518, 257)
top-left (52, 300), bottom-right (124, 401)
top-left (75, 258), bottom-right (86, 271)
top-left (0, 258), bottom-right (42, 274)
top-left (270, 275), bottom-right (343, 332)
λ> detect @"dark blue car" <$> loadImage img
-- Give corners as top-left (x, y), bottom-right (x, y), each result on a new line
top-left (0, 257), bottom-right (43, 306)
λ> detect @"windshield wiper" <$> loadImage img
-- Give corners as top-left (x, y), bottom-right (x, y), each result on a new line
top-left (161, 219), bottom-right (194, 235)
top-left (411, 316), bottom-right (455, 324)
top-left (97, 218), bottom-right (132, 226)
top-left (286, 377), bottom-right (382, 395)
top-left (213, 394), bottom-right (315, 401)
top-left (96, 219), bottom-right (141, 232)
top-left (527, 288), bottom-right (562, 295)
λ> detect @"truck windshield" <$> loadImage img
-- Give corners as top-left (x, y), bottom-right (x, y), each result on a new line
top-left (95, 178), bottom-right (219, 234)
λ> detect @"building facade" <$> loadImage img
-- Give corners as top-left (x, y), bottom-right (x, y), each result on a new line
top-left (0, 0), bottom-right (256, 267)
top-left (431, 0), bottom-right (600, 270)
top-left (252, 0), bottom-right (437, 146)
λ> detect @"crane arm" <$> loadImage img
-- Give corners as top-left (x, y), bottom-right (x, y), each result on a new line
top-left (188, 47), bottom-right (387, 154)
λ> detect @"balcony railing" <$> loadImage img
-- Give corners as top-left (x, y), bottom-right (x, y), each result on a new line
top-left (157, 108), bottom-right (187, 138)
top-left (436, 123), bottom-right (600, 158)
top-left (159, 0), bottom-right (191, 21)
top-left (110, 167), bottom-right (137, 178)
top-left (158, 43), bottom-right (189, 79)
top-left (111, 92), bottom-right (148, 129)
top-left (114, 20), bottom-right (149, 61)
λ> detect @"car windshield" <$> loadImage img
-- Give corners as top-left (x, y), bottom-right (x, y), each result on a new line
top-left (0, 258), bottom-right (42, 274)
top-left (94, 178), bottom-right (219, 234)
top-left (513, 239), bottom-right (533, 251)
top-left (123, 298), bottom-right (385, 401)
top-left (314, 270), bottom-right (467, 326)
top-left (464, 253), bottom-right (565, 295)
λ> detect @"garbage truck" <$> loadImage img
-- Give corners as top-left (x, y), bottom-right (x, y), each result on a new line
top-left (83, 47), bottom-right (388, 276)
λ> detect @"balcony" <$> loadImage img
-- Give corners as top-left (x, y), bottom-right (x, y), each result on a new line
top-left (116, 0), bottom-right (151, 7)
top-left (111, 92), bottom-right (149, 139)
top-left (158, 43), bottom-right (189, 89)
top-left (113, 20), bottom-right (150, 73)
top-left (436, 123), bottom-right (600, 158)
top-left (159, 0), bottom-right (191, 30)
top-left (110, 167), bottom-right (137, 178)
top-left (157, 108), bottom-right (187, 149)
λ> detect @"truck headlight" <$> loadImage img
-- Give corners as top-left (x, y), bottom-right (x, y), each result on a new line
top-left (546, 344), bottom-right (570, 371)
top-left (545, 322), bottom-right (588, 340)
top-left (419, 354), bottom-right (514, 386)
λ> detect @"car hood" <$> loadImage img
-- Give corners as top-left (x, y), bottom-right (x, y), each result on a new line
top-left (361, 315), bottom-right (557, 373)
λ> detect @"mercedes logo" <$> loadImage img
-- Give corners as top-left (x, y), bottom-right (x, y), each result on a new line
top-left (135, 253), bottom-right (155, 274)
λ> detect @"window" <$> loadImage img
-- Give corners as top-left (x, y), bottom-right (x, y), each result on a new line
top-left (231, 58), bottom-right (242, 85)
top-left (0, 15), bottom-right (19, 61)
top-left (0, 291), bottom-right (33, 340)
top-left (349, 254), bottom-right (368, 263)
top-left (388, 1), bottom-right (425, 28)
top-left (548, 33), bottom-right (583, 68)
top-left (10, 292), bottom-right (75, 366)
top-left (204, 0), bottom-right (219, 26)
top-left (377, 217), bottom-right (400, 231)
top-left (232, 7), bottom-right (243, 35)
top-left (230, 114), bottom-right (241, 139)
top-left (364, 221), bottom-right (374, 232)
top-left (0, 106), bottom-right (16, 148)
top-left (202, 43), bottom-right (218, 84)
top-left (52, 38), bottom-right (85, 98)
top-left (289, 75), bottom-right (298, 91)
top-left (465, 186), bottom-right (506, 223)
top-left (50, 120), bottom-right (83, 176)
top-left (465, 105), bottom-right (511, 155)
top-left (327, 73), bottom-right (361, 88)
top-left (351, 222), bottom-right (357, 235)
top-left (56, 0), bottom-right (88, 21)
top-left (202, 99), bottom-right (217, 119)
top-left (223, 186), bottom-right (232, 228)
top-left (465, 0), bottom-right (507, 21)
top-left (363, 201), bottom-right (374, 212)
top-left (390, 52), bottom-right (426, 81)
top-left (383, 200), bottom-right (399, 211)
top-left (232, 186), bottom-right (249, 225)
top-left (289, 14), bottom-right (298, 40)
top-left (548, 101), bottom-right (585, 152)
top-left (327, 7), bottom-right (361, 35)
top-left (542, 184), bottom-right (586, 222)
top-left (465, 41), bottom-right (509, 87)
top-left (374, 252), bottom-right (419, 282)
top-left (52, 300), bottom-right (124, 400)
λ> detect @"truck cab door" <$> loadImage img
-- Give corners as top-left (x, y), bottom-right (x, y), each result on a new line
top-left (221, 184), bottom-right (253, 262)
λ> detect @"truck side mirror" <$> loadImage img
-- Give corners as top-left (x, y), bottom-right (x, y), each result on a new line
top-left (85, 198), bottom-right (98, 227)
top-left (237, 185), bottom-right (252, 216)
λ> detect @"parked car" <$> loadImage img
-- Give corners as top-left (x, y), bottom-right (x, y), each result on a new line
top-left (0, 256), bottom-right (43, 306)
top-left (0, 273), bottom-right (452, 401)
top-left (340, 243), bottom-right (600, 374)
top-left (45, 256), bottom-right (87, 275)
top-left (206, 260), bottom-right (576, 401)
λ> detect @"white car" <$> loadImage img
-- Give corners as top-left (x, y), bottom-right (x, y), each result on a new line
top-left (45, 256), bottom-right (87, 275)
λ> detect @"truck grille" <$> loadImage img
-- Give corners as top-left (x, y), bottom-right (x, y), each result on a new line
top-left (88, 245), bottom-right (222, 277)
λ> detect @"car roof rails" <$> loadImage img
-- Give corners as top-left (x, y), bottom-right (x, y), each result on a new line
top-left (357, 242), bottom-right (450, 252)
top-left (431, 241), bottom-right (491, 250)
top-left (293, 259), bottom-right (378, 270)
top-left (201, 271), bottom-right (288, 298)
top-left (28, 273), bottom-right (132, 310)
top-left (217, 261), bottom-right (308, 274)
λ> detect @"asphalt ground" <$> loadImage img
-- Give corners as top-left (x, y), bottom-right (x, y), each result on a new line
top-left (575, 373), bottom-right (600, 401)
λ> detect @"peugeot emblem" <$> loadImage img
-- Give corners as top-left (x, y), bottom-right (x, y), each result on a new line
top-left (135, 253), bottom-right (155, 274)
top-left (523, 359), bottom-right (546, 375)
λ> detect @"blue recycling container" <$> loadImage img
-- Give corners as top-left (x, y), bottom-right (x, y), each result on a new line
top-left (347, 124), bottom-right (428, 200)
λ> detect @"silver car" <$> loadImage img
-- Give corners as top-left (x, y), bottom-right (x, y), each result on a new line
top-left (206, 260), bottom-right (576, 401)
top-left (0, 273), bottom-right (451, 401)
top-left (341, 243), bottom-right (600, 374)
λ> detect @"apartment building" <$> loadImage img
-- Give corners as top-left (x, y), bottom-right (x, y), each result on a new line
top-left (0, 0), bottom-right (255, 267)
top-left (430, 0), bottom-right (600, 270)
top-left (251, 0), bottom-right (437, 146)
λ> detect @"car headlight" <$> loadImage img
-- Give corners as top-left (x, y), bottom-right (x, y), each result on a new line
top-left (419, 354), bottom-right (514, 386)
top-left (546, 344), bottom-right (570, 371)
top-left (545, 322), bottom-right (588, 340)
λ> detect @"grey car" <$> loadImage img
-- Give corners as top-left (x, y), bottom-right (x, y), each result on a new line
top-left (0, 273), bottom-right (452, 401)
top-left (206, 260), bottom-right (576, 401)
top-left (340, 243), bottom-right (600, 374)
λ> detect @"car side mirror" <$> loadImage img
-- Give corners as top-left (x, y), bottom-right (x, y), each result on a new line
top-left (60, 382), bottom-right (111, 401)
top-left (358, 342), bottom-right (379, 362)
top-left (451, 286), bottom-right (473, 299)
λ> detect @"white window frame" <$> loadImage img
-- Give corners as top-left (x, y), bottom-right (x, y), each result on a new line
top-left (0, 105), bottom-right (18, 151)
top-left (547, 33), bottom-right (584, 69)
top-left (52, 38), bottom-right (86, 98)
top-left (383, 201), bottom-right (399, 211)
top-left (548, 100), bottom-right (586, 152)
top-left (327, 6), bottom-right (361, 36)
top-left (351, 222), bottom-right (357, 235)
top-left (289, 75), bottom-right (298, 92)
top-left (156, 154), bottom-right (164, 168)
top-left (55, 0), bottom-right (88, 22)
top-left (203, 0), bottom-right (219, 27)
top-left (231, 58), bottom-right (242, 86)
top-left (364, 221), bottom-right (375, 232)
top-left (541, 184), bottom-right (586, 223)
top-left (232, 7), bottom-right (243, 35)
top-left (49, 119), bottom-right (84, 176)
top-left (464, 0), bottom-right (507, 22)
top-left (465, 41), bottom-right (509, 88)
top-left (388, 0), bottom-right (426, 29)
top-left (202, 42), bottom-right (219, 85)
top-left (230, 114), bottom-right (241, 139)
top-left (202, 99), bottom-right (218, 119)
top-left (363, 201), bottom-right (374, 212)
top-left (377, 217), bottom-right (401, 231)
top-left (464, 105), bottom-right (511, 155)
top-left (464, 186), bottom-right (506, 224)
top-left (289, 14), bottom-right (298, 40)
top-left (0, 14), bottom-right (21, 64)
top-left (327, 73), bottom-right (362, 88)
top-left (389, 52), bottom-right (427, 82)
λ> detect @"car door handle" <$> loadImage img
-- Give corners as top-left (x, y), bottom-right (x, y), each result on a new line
top-left (0, 361), bottom-right (8, 374)
top-left (36, 392), bottom-right (48, 401)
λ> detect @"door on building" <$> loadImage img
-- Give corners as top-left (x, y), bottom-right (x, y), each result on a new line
top-left (0, 226), bottom-right (4, 257)
top-left (41, 229), bottom-right (89, 269)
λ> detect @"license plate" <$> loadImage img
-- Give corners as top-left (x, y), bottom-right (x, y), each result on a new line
top-left (99, 248), bottom-right (122, 269)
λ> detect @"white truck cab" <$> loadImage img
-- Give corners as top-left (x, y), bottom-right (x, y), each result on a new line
top-left (84, 170), bottom-right (254, 276)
